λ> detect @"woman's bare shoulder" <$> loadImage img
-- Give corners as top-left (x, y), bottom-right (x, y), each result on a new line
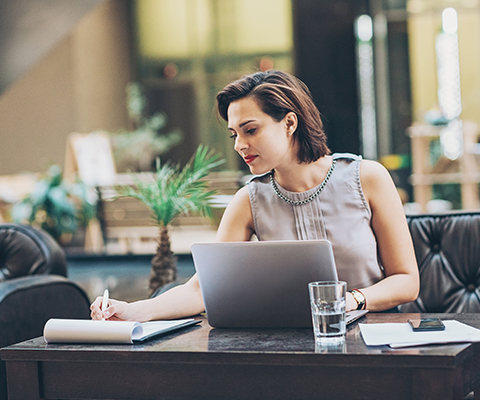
top-left (360, 158), bottom-right (389, 176)
top-left (216, 185), bottom-right (254, 241)
top-left (219, 186), bottom-right (251, 219)
top-left (359, 159), bottom-right (393, 187)
top-left (232, 185), bottom-right (251, 203)
top-left (359, 159), bottom-right (399, 205)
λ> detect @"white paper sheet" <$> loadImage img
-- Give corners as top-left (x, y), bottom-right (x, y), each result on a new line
top-left (359, 320), bottom-right (480, 348)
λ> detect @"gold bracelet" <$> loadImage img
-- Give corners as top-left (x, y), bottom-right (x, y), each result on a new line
top-left (349, 289), bottom-right (366, 310)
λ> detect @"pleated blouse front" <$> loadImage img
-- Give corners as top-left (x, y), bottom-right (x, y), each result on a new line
top-left (246, 153), bottom-right (384, 289)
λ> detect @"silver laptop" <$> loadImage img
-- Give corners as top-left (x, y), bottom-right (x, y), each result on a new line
top-left (191, 240), bottom-right (367, 328)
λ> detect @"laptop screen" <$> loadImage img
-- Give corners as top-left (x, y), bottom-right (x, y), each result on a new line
top-left (192, 240), bottom-right (338, 328)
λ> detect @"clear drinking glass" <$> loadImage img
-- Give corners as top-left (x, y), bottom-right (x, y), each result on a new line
top-left (308, 281), bottom-right (347, 344)
top-left (315, 339), bottom-right (347, 353)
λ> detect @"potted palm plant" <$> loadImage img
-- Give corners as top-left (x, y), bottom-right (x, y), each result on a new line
top-left (117, 145), bottom-right (225, 294)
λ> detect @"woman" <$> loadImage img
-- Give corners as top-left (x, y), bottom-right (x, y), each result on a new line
top-left (91, 70), bottom-right (419, 321)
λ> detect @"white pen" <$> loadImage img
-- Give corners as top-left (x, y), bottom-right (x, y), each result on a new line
top-left (101, 289), bottom-right (109, 321)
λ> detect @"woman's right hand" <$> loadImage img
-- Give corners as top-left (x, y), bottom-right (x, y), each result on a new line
top-left (89, 275), bottom-right (205, 322)
top-left (90, 296), bottom-right (135, 321)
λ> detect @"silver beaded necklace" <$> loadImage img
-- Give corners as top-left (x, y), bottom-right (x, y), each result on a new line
top-left (270, 159), bottom-right (337, 206)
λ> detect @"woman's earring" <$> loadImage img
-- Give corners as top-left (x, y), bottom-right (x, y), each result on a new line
top-left (285, 112), bottom-right (297, 135)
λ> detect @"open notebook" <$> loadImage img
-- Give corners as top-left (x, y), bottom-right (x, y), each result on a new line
top-left (43, 318), bottom-right (200, 344)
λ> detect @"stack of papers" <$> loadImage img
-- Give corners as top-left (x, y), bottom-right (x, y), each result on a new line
top-left (359, 320), bottom-right (480, 348)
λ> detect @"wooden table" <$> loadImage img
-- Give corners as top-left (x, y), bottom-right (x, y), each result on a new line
top-left (2, 313), bottom-right (480, 400)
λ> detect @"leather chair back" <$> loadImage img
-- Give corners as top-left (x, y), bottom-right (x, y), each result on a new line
top-left (0, 224), bottom-right (67, 281)
top-left (400, 211), bottom-right (480, 313)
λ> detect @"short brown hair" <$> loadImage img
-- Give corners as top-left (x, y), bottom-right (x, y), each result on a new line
top-left (216, 70), bottom-right (330, 163)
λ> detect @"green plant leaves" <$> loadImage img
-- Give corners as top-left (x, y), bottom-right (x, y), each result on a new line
top-left (116, 145), bottom-right (225, 227)
top-left (11, 165), bottom-right (97, 243)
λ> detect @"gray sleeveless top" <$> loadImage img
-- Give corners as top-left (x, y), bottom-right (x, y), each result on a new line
top-left (246, 153), bottom-right (384, 289)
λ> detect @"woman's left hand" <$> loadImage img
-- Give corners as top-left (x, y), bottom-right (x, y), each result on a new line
top-left (346, 291), bottom-right (358, 312)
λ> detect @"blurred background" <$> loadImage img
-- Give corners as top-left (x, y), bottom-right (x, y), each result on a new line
top-left (0, 0), bottom-right (479, 299)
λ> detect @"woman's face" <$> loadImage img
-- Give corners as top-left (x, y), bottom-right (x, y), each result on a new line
top-left (227, 97), bottom-right (297, 175)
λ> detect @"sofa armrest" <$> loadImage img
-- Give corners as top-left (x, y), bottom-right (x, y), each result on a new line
top-left (0, 274), bottom-right (91, 399)
top-left (0, 275), bottom-right (90, 348)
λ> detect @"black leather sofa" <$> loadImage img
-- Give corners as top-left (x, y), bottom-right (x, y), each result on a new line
top-left (0, 224), bottom-right (91, 400)
top-left (400, 211), bottom-right (480, 313)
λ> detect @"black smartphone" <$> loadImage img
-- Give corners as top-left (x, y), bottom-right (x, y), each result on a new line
top-left (408, 318), bottom-right (445, 331)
